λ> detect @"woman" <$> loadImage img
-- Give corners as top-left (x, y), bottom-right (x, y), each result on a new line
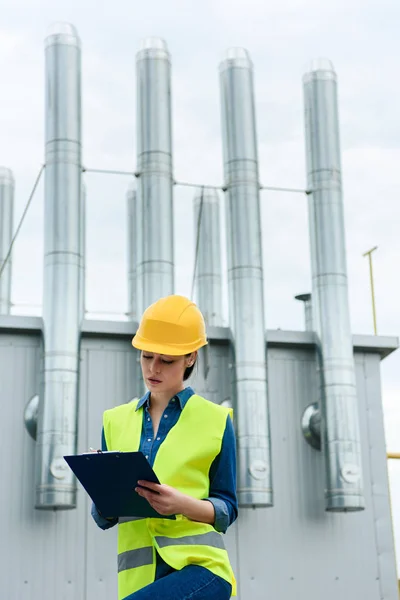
top-left (91, 294), bottom-right (237, 599)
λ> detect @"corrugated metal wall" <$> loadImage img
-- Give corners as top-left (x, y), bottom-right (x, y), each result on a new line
top-left (0, 323), bottom-right (398, 599)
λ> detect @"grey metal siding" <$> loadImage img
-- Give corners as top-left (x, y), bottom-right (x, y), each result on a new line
top-left (0, 330), bottom-right (397, 599)
top-left (361, 352), bottom-right (399, 599)
top-left (81, 338), bottom-right (138, 598)
top-left (190, 341), bottom-right (232, 406)
top-left (234, 348), bottom-right (392, 599)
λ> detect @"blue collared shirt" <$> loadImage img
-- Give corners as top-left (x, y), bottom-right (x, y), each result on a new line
top-left (91, 387), bottom-right (238, 579)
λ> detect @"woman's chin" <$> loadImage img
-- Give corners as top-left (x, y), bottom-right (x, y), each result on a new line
top-left (147, 379), bottom-right (163, 389)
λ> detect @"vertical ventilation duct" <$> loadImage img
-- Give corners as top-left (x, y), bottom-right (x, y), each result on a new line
top-left (136, 38), bottom-right (174, 316)
top-left (193, 187), bottom-right (223, 327)
top-left (303, 58), bottom-right (364, 511)
top-left (35, 22), bottom-right (83, 509)
top-left (127, 183), bottom-right (137, 320)
top-left (0, 167), bottom-right (14, 315)
top-left (219, 48), bottom-right (272, 507)
top-left (295, 293), bottom-right (313, 331)
top-left (80, 182), bottom-right (86, 320)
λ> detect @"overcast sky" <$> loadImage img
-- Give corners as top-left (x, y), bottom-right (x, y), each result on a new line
top-left (1, 0), bottom-right (400, 571)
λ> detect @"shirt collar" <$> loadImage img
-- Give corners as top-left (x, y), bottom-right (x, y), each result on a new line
top-left (135, 386), bottom-right (195, 411)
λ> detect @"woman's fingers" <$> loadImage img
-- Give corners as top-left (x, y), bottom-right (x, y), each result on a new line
top-left (135, 486), bottom-right (172, 515)
top-left (136, 481), bottom-right (186, 515)
top-left (136, 486), bottom-right (161, 507)
top-left (136, 486), bottom-right (151, 498)
top-left (137, 480), bottom-right (162, 493)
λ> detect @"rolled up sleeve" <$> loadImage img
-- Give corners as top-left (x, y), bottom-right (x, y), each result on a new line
top-left (91, 502), bottom-right (118, 530)
top-left (206, 497), bottom-right (230, 533)
top-left (205, 414), bottom-right (238, 533)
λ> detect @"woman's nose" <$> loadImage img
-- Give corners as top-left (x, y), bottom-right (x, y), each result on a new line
top-left (151, 359), bottom-right (161, 374)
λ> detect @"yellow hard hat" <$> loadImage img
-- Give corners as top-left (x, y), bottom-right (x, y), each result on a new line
top-left (132, 295), bottom-right (208, 355)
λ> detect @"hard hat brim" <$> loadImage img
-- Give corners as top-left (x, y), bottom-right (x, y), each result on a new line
top-left (132, 334), bottom-right (208, 356)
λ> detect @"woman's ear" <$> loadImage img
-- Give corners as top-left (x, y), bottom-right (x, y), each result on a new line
top-left (187, 351), bottom-right (197, 367)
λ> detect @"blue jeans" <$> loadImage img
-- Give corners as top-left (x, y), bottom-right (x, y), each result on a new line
top-left (123, 565), bottom-right (232, 599)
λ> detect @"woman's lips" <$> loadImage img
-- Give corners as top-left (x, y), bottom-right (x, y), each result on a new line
top-left (148, 378), bottom-right (161, 384)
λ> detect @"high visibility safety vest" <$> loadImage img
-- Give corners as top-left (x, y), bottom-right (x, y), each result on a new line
top-left (103, 394), bottom-right (237, 599)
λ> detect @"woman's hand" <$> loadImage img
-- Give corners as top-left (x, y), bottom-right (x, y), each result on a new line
top-left (135, 481), bottom-right (216, 525)
top-left (135, 481), bottom-right (187, 516)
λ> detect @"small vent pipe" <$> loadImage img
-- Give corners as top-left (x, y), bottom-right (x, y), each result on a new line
top-left (80, 182), bottom-right (86, 319)
top-left (295, 293), bottom-right (313, 331)
top-left (35, 22), bottom-right (83, 509)
top-left (219, 48), bottom-right (272, 507)
top-left (0, 167), bottom-right (14, 315)
top-left (193, 187), bottom-right (223, 327)
top-left (127, 183), bottom-right (137, 320)
top-left (303, 58), bottom-right (364, 511)
top-left (136, 38), bottom-right (174, 316)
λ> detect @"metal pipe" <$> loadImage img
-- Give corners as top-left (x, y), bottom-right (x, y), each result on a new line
top-left (35, 22), bottom-right (83, 509)
top-left (80, 182), bottom-right (86, 319)
top-left (387, 453), bottom-right (400, 460)
top-left (0, 167), bottom-right (14, 314)
top-left (193, 187), bottom-right (223, 327)
top-left (128, 183), bottom-right (145, 397)
top-left (136, 38), bottom-right (174, 316)
top-left (363, 246), bottom-right (378, 335)
top-left (24, 395), bottom-right (39, 440)
top-left (219, 48), bottom-right (272, 507)
top-left (295, 293), bottom-right (313, 331)
top-left (127, 182), bottom-right (137, 320)
top-left (303, 58), bottom-right (364, 511)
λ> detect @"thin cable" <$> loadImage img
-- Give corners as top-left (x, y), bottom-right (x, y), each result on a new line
top-left (260, 184), bottom-right (310, 194)
top-left (175, 179), bottom-right (310, 194)
top-left (11, 302), bottom-right (42, 307)
top-left (82, 169), bottom-right (311, 194)
top-left (174, 179), bottom-right (223, 191)
top-left (191, 186), bottom-right (205, 300)
top-left (82, 167), bottom-right (137, 177)
top-left (0, 164), bottom-right (45, 281)
top-left (85, 309), bottom-right (130, 316)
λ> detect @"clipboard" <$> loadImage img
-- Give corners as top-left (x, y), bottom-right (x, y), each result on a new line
top-left (64, 451), bottom-right (176, 519)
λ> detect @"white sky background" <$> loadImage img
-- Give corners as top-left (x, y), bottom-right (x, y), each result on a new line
top-left (1, 0), bottom-right (400, 572)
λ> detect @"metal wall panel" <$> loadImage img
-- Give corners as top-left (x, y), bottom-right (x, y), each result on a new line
top-left (1, 331), bottom-right (86, 600)
top-left (235, 348), bottom-right (397, 599)
top-left (0, 332), bottom-right (137, 600)
top-left (0, 328), bottom-right (397, 600)
top-left (190, 341), bottom-right (232, 406)
top-left (361, 352), bottom-right (399, 599)
top-left (82, 337), bottom-right (138, 599)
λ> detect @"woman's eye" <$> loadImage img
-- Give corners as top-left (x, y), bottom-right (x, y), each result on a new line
top-left (143, 355), bottom-right (152, 360)
top-left (162, 360), bottom-right (173, 365)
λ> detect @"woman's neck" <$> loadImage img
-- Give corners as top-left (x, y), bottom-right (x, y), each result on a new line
top-left (149, 386), bottom-right (185, 411)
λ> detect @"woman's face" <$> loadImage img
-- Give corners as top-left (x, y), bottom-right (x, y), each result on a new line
top-left (140, 351), bottom-right (196, 394)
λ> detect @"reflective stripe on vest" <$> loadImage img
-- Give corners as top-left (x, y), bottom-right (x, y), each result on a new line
top-left (118, 516), bottom-right (144, 524)
top-left (118, 547), bottom-right (153, 572)
top-left (155, 531), bottom-right (226, 551)
top-left (104, 394), bottom-right (236, 599)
